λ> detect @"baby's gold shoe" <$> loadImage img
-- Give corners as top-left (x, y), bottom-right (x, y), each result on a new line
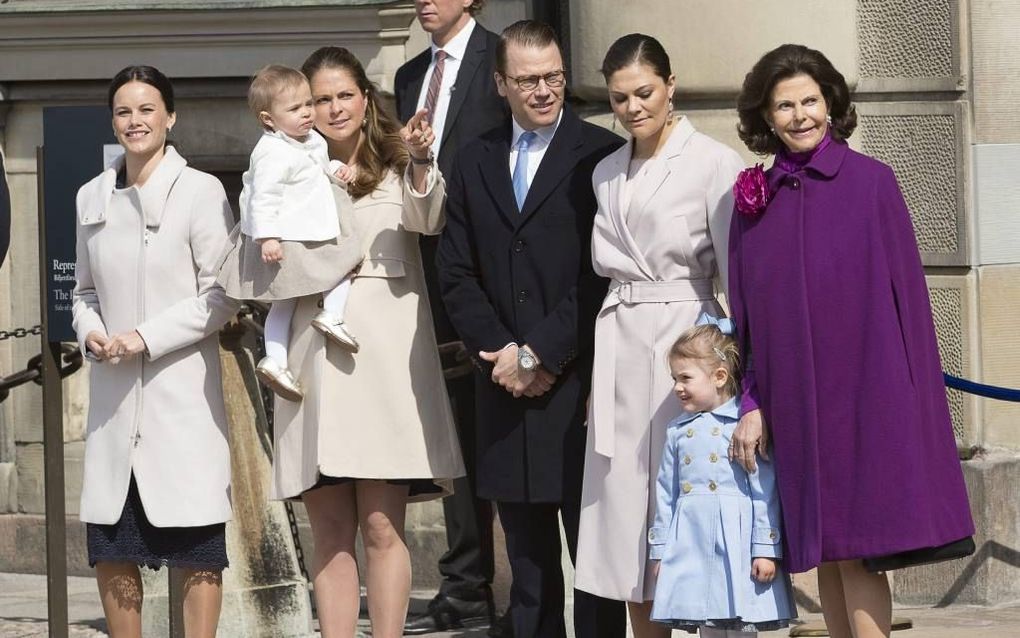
top-left (311, 311), bottom-right (360, 353)
top-left (255, 356), bottom-right (303, 402)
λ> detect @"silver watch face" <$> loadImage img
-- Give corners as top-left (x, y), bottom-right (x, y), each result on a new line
top-left (519, 350), bottom-right (536, 370)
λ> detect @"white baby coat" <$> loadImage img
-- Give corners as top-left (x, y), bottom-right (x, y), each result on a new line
top-left (239, 129), bottom-right (341, 241)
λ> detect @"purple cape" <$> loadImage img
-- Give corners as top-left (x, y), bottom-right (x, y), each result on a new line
top-left (728, 140), bottom-right (974, 573)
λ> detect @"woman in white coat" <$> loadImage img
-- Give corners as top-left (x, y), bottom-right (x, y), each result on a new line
top-left (72, 65), bottom-right (239, 638)
top-left (573, 35), bottom-right (745, 638)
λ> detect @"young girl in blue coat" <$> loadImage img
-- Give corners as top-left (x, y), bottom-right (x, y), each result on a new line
top-left (650, 315), bottom-right (796, 636)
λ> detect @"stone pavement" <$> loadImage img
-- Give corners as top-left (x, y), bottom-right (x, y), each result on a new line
top-left (3, 572), bottom-right (1020, 637)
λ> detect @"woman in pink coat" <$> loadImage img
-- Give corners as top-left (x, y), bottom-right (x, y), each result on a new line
top-left (574, 34), bottom-right (744, 638)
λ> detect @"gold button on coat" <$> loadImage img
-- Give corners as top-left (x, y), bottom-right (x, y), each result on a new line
top-left (709, 453), bottom-right (719, 463)
top-left (683, 455), bottom-right (692, 465)
top-left (686, 428), bottom-right (695, 438)
top-left (711, 426), bottom-right (720, 436)
top-left (682, 482), bottom-right (692, 494)
top-left (708, 480), bottom-right (717, 491)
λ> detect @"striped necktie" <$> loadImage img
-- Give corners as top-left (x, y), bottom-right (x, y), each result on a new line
top-left (423, 50), bottom-right (448, 125)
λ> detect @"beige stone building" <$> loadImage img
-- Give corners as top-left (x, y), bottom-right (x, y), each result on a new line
top-left (1, 0), bottom-right (1018, 628)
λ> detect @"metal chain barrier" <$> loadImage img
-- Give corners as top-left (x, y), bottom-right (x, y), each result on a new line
top-left (0, 339), bottom-right (83, 403)
top-left (0, 324), bottom-right (42, 341)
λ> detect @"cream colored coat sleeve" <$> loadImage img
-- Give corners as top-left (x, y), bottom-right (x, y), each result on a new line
top-left (401, 164), bottom-right (446, 236)
top-left (136, 180), bottom-right (239, 361)
top-left (71, 193), bottom-right (108, 355)
top-left (706, 150), bottom-right (746, 304)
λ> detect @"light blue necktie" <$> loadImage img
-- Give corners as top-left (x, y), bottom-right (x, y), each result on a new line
top-left (512, 131), bottom-right (537, 211)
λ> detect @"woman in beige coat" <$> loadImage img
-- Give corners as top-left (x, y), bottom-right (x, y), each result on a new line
top-left (72, 66), bottom-right (239, 638)
top-left (271, 47), bottom-right (464, 638)
top-left (573, 36), bottom-right (745, 637)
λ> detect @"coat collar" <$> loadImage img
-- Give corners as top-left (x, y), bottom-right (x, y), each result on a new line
top-left (767, 138), bottom-right (849, 192)
top-left (624, 116), bottom-right (696, 227)
top-left (81, 146), bottom-right (188, 228)
top-left (675, 397), bottom-right (740, 426)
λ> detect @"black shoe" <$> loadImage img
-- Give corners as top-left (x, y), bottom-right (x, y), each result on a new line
top-left (403, 595), bottom-right (494, 635)
top-left (487, 609), bottom-right (513, 638)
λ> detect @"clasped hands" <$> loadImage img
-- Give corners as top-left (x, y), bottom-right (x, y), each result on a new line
top-left (85, 330), bottom-right (147, 364)
top-left (479, 344), bottom-right (556, 398)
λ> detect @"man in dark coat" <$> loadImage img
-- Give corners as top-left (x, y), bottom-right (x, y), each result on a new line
top-left (1, 153), bottom-right (10, 267)
top-left (437, 20), bottom-right (627, 638)
top-left (394, 1), bottom-right (509, 634)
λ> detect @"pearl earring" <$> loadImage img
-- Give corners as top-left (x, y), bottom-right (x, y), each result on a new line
top-left (825, 114), bottom-right (832, 126)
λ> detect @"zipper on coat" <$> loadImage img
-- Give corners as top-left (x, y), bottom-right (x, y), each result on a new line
top-left (130, 216), bottom-right (147, 452)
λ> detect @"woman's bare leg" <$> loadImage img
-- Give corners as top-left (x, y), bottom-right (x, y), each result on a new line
top-left (627, 600), bottom-right (670, 638)
top-left (178, 568), bottom-right (223, 638)
top-left (818, 561), bottom-right (853, 638)
top-left (304, 482), bottom-right (362, 638)
top-left (356, 480), bottom-right (411, 638)
top-left (95, 561), bottom-right (143, 638)
top-left (838, 560), bottom-right (891, 638)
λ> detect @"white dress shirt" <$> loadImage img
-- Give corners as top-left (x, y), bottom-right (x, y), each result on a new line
top-left (508, 109), bottom-right (563, 190)
top-left (414, 18), bottom-right (477, 157)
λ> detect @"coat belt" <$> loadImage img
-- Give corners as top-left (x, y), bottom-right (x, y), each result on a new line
top-left (590, 278), bottom-right (716, 458)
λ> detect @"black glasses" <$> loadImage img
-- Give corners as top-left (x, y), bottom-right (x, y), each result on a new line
top-left (502, 70), bottom-right (566, 91)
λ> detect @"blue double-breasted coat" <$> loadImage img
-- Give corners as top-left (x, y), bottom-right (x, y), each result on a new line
top-left (649, 399), bottom-right (796, 625)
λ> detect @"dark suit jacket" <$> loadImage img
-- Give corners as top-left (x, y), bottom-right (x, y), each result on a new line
top-left (0, 153), bottom-right (9, 267)
top-left (437, 106), bottom-right (624, 503)
top-left (395, 23), bottom-right (509, 344)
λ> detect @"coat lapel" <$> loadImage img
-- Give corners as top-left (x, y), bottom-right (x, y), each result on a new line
top-left (400, 50), bottom-right (429, 123)
top-left (518, 106), bottom-right (583, 223)
top-left (604, 141), bottom-right (655, 280)
top-left (479, 126), bottom-right (519, 225)
top-left (626, 117), bottom-right (695, 231)
top-left (439, 24), bottom-right (486, 154)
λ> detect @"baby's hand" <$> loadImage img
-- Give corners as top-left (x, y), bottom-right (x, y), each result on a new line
top-left (259, 238), bottom-right (284, 264)
top-left (751, 557), bottom-right (776, 583)
top-left (334, 164), bottom-right (357, 184)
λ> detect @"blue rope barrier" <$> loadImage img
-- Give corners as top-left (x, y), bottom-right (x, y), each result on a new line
top-left (944, 373), bottom-right (1020, 402)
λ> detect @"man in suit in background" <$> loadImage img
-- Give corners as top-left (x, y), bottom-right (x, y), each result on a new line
top-left (437, 20), bottom-right (627, 638)
top-left (1, 153), bottom-right (10, 267)
top-left (395, 1), bottom-right (509, 634)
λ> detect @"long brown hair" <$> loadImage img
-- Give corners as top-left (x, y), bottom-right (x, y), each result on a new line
top-left (301, 46), bottom-right (408, 199)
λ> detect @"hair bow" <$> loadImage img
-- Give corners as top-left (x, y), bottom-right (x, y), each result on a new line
top-left (695, 312), bottom-right (734, 335)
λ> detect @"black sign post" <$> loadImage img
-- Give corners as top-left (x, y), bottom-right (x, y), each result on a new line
top-left (39, 106), bottom-right (115, 638)
top-left (1, 152), bottom-right (10, 268)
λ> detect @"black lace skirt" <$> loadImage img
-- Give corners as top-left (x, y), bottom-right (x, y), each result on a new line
top-left (86, 475), bottom-right (228, 571)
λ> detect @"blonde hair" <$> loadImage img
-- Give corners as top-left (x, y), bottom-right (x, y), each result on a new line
top-left (248, 65), bottom-right (308, 130)
top-left (669, 324), bottom-right (741, 399)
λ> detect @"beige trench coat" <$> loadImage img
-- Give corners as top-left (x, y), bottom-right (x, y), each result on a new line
top-left (574, 119), bottom-right (745, 601)
top-left (72, 147), bottom-right (239, 527)
top-left (271, 168), bottom-right (465, 501)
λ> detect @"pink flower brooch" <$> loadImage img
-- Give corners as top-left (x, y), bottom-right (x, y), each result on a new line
top-left (733, 163), bottom-right (769, 217)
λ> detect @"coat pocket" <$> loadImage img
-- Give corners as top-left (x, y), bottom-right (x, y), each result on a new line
top-left (357, 258), bottom-right (407, 279)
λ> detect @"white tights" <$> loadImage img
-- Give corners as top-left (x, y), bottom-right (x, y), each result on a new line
top-left (264, 298), bottom-right (296, 368)
top-left (322, 275), bottom-right (352, 318)
top-left (700, 628), bottom-right (756, 638)
top-left (264, 275), bottom-right (353, 368)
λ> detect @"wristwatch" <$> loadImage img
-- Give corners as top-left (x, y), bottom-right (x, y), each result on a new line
top-left (410, 150), bottom-right (434, 166)
top-left (518, 346), bottom-right (538, 372)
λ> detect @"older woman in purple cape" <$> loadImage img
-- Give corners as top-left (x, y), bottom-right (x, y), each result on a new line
top-left (726, 44), bottom-right (974, 638)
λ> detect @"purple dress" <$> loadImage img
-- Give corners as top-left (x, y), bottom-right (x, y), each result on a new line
top-left (728, 138), bottom-right (974, 573)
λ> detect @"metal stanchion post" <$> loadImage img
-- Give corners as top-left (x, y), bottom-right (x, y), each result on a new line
top-left (37, 146), bottom-right (69, 638)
